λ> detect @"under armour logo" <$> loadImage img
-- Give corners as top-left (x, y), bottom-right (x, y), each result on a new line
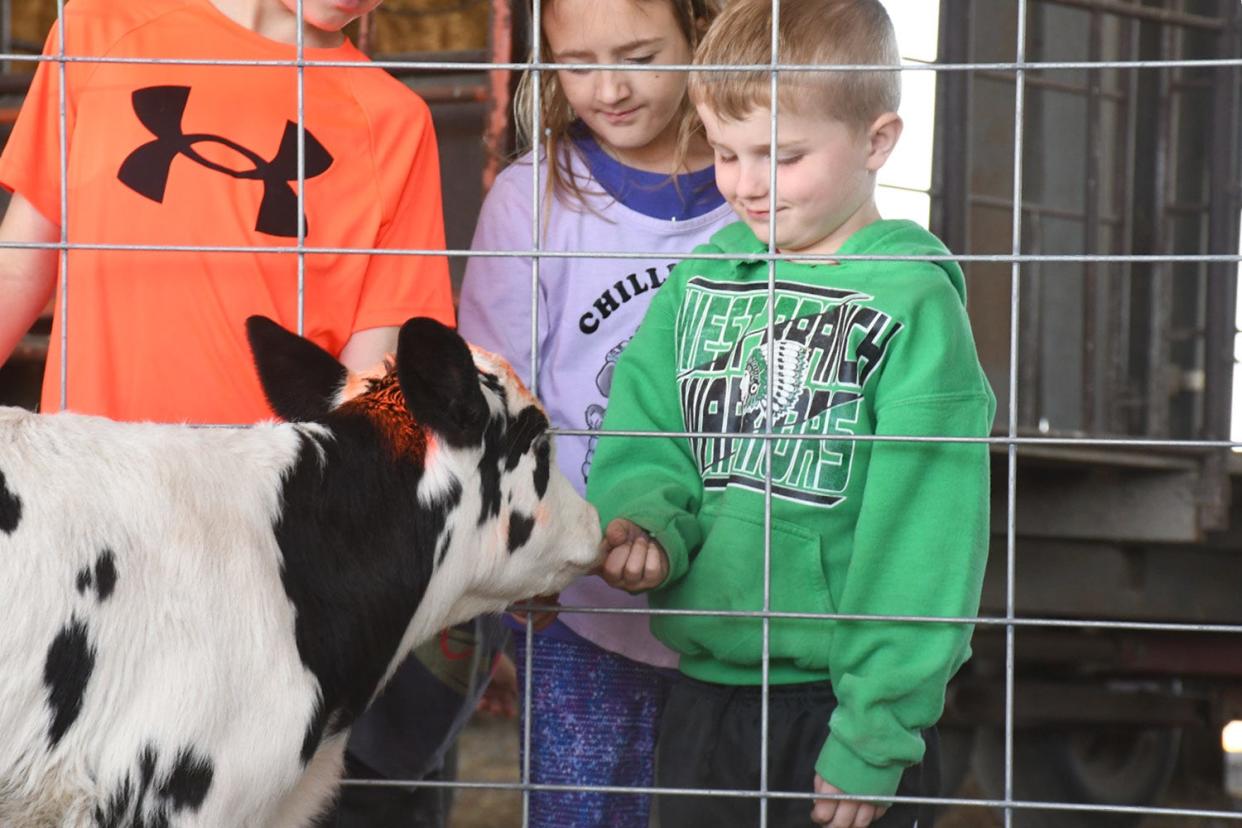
top-left (118, 86), bottom-right (333, 238)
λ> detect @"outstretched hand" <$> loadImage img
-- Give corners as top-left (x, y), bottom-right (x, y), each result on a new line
top-left (811, 775), bottom-right (888, 828)
top-left (597, 518), bottom-right (669, 592)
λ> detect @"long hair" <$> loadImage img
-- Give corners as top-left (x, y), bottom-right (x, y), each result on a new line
top-left (512, 0), bottom-right (721, 212)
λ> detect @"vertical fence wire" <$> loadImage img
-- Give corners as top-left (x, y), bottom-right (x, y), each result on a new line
top-left (54, 0), bottom-right (67, 411)
top-left (1004, 1), bottom-right (1028, 825)
top-left (295, 0), bottom-right (307, 335)
top-left (522, 2), bottom-right (544, 825)
top-left (759, 2), bottom-right (782, 824)
top-left (0, 0), bottom-right (9, 76)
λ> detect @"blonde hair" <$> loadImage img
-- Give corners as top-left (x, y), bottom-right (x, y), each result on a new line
top-left (513, 0), bottom-right (720, 209)
top-left (690, 0), bottom-right (900, 128)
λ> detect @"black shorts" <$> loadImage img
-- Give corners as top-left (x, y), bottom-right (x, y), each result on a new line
top-left (655, 675), bottom-right (939, 828)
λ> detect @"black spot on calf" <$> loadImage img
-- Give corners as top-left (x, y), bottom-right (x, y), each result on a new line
top-left (74, 550), bottom-right (118, 602)
top-left (161, 747), bottom-right (214, 812)
top-left (94, 777), bottom-right (132, 828)
top-left (43, 617), bottom-right (95, 747)
top-left (94, 549), bottom-right (118, 602)
top-left (533, 440), bottom-right (551, 499)
top-left (508, 512), bottom-right (535, 553)
top-left (436, 528), bottom-right (454, 568)
top-left (128, 745), bottom-right (171, 828)
top-left (0, 467), bottom-right (21, 535)
top-left (477, 415), bottom-right (505, 525)
top-left (478, 371), bottom-right (505, 400)
top-left (504, 407), bottom-right (549, 473)
top-left (276, 418), bottom-right (447, 762)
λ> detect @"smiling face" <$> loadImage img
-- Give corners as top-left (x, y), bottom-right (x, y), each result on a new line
top-left (543, 0), bottom-right (695, 173)
top-left (699, 102), bottom-right (900, 258)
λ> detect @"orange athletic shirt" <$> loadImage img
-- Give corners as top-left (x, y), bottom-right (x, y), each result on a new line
top-left (0, 0), bottom-right (454, 424)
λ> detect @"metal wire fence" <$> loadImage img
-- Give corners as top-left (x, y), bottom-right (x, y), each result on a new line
top-left (12, 0), bottom-right (1242, 825)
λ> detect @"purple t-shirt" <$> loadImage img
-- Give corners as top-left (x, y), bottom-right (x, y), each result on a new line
top-left (459, 145), bottom-right (736, 667)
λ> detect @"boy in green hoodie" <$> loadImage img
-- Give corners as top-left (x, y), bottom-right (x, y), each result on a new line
top-left (585, 1), bottom-right (996, 826)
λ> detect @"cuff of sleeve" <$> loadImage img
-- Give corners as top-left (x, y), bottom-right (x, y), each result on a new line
top-left (815, 737), bottom-right (904, 804)
top-left (0, 174), bottom-right (58, 228)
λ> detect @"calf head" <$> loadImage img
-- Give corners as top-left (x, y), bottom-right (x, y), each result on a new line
top-left (246, 316), bottom-right (603, 634)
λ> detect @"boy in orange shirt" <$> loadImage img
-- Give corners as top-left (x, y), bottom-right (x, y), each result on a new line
top-left (0, 1), bottom-right (459, 826)
top-left (0, 0), bottom-right (454, 421)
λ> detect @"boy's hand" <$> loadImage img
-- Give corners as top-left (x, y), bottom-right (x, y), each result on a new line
top-left (812, 775), bottom-right (888, 828)
top-left (597, 518), bottom-right (669, 592)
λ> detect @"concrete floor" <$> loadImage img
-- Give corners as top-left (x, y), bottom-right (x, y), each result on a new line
top-left (449, 714), bottom-right (523, 828)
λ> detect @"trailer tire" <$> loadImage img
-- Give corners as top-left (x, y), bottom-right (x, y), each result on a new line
top-left (970, 726), bottom-right (1180, 827)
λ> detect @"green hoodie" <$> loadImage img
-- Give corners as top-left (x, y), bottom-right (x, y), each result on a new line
top-left (587, 219), bottom-right (996, 798)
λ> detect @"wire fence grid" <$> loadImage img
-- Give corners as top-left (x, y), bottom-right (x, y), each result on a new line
top-left (13, 0), bottom-right (1242, 825)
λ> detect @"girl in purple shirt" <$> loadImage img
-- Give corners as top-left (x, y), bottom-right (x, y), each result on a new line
top-left (458, 0), bottom-right (733, 824)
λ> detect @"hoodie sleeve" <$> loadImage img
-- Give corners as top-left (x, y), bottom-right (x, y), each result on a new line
top-left (817, 271), bottom-right (996, 797)
top-left (458, 163), bottom-right (549, 388)
top-left (586, 260), bottom-right (705, 586)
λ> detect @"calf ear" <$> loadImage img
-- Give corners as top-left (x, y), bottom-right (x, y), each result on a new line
top-left (396, 318), bottom-right (489, 448)
top-left (246, 316), bottom-right (348, 422)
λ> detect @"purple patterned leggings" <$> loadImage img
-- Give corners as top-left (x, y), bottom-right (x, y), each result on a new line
top-left (513, 629), bottom-right (673, 828)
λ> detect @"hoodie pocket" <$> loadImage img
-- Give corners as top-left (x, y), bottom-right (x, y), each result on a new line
top-left (670, 509), bottom-right (835, 669)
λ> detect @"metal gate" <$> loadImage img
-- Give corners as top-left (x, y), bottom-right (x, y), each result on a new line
top-left (1, 1), bottom-right (1240, 826)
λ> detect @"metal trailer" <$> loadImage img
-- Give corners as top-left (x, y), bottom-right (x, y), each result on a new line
top-left (933, 0), bottom-right (1242, 823)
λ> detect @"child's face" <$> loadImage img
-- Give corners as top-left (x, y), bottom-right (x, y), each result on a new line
top-left (544, 0), bottom-right (694, 171)
top-left (277, 0), bottom-right (383, 32)
top-left (699, 103), bottom-right (887, 258)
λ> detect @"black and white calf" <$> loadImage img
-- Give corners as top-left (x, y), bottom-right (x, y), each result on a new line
top-left (0, 317), bottom-right (602, 828)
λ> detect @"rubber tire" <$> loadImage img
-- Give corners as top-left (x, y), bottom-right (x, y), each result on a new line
top-left (970, 726), bottom-right (1181, 828)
